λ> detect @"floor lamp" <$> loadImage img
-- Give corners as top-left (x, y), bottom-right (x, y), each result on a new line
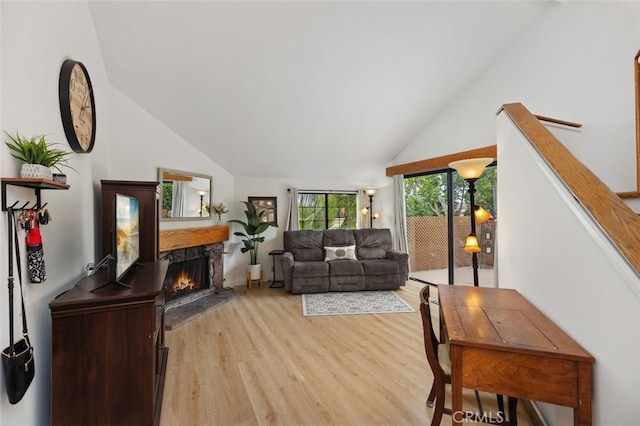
top-left (362, 187), bottom-right (378, 228)
top-left (448, 157), bottom-right (503, 417)
top-left (448, 158), bottom-right (493, 287)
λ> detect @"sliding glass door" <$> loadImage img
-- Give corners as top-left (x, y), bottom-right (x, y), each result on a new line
top-left (405, 165), bottom-right (496, 286)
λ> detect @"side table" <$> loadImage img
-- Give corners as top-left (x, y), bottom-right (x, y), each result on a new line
top-left (269, 250), bottom-right (285, 288)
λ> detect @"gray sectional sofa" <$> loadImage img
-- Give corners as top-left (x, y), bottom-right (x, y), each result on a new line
top-left (280, 228), bottom-right (409, 294)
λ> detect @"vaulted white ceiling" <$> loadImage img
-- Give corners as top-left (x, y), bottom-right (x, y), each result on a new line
top-left (89, 1), bottom-right (553, 182)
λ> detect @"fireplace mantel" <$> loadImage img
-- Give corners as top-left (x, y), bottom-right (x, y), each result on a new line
top-left (159, 226), bottom-right (229, 252)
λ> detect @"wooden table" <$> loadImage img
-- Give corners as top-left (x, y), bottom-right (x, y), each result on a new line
top-left (438, 285), bottom-right (595, 426)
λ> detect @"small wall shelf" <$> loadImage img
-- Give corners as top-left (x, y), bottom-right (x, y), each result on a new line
top-left (1, 177), bottom-right (70, 211)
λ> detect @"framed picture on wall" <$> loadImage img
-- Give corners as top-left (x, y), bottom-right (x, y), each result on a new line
top-left (248, 196), bottom-right (277, 225)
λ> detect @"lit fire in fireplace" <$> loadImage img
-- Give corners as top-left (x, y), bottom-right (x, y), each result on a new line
top-left (162, 245), bottom-right (220, 304)
top-left (164, 256), bottom-right (210, 302)
top-left (172, 271), bottom-right (198, 292)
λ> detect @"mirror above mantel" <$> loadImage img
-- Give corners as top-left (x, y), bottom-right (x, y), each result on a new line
top-left (159, 168), bottom-right (212, 221)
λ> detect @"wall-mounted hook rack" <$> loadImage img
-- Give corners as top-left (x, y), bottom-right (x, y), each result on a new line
top-left (1, 177), bottom-right (70, 211)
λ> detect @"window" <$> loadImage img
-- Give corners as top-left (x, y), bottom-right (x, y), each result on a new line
top-left (298, 192), bottom-right (358, 230)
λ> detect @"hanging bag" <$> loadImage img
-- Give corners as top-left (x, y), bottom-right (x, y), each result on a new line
top-left (25, 209), bottom-right (45, 283)
top-left (1, 208), bottom-right (35, 404)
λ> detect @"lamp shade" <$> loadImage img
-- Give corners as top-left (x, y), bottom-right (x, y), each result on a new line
top-left (463, 234), bottom-right (481, 253)
top-left (449, 158), bottom-right (493, 180)
top-left (364, 187), bottom-right (378, 196)
top-left (474, 206), bottom-right (491, 223)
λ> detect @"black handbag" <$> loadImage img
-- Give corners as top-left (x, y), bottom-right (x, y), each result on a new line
top-left (1, 208), bottom-right (35, 404)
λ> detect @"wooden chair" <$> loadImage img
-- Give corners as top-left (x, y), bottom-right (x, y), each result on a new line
top-left (419, 285), bottom-right (518, 425)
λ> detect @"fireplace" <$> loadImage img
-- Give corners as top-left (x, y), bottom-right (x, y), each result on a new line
top-left (160, 242), bottom-right (225, 308)
top-left (164, 251), bottom-right (210, 302)
top-left (159, 226), bottom-right (236, 328)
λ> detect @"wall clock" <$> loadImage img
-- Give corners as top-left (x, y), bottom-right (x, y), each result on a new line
top-left (59, 59), bottom-right (96, 153)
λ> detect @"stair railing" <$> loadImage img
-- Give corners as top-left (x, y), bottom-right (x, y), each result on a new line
top-left (499, 102), bottom-right (640, 278)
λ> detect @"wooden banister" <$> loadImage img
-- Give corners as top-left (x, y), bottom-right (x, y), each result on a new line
top-left (534, 114), bottom-right (582, 128)
top-left (499, 102), bottom-right (640, 275)
top-left (616, 191), bottom-right (640, 199)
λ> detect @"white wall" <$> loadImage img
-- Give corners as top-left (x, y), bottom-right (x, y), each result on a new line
top-left (391, 2), bottom-right (640, 193)
top-left (497, 112), bottom-right (640, 425)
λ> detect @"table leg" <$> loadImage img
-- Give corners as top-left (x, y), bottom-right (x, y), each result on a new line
top-left (574, 362), bottom-right (592, 426)
top-left (451, 345), bottom-right (463, 425)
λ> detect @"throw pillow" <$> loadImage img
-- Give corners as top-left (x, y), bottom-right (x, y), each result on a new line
top-left (324, 245), bottom-right (357, 262)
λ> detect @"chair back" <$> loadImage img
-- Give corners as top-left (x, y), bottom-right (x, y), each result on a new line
top-left (419, 286), bottom-right (446, 378)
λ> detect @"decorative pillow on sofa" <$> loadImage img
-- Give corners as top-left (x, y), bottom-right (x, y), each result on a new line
top-left (324, 245), bottom-right (357, 262)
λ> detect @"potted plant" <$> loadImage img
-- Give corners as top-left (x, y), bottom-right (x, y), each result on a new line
top-left (228, 201), bottom-right (278, 280)
top-left (4, 131), bottom-right (75, 181)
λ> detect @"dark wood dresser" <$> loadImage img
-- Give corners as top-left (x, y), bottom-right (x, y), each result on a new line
top-left (49, 260), bottom-right (169, 426)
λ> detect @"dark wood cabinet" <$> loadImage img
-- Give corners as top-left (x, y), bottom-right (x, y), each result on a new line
top-left (50, 260), bottom-right (169, 426)
top-left (100, 180), bottom-right (159, 262)
top-left (50, 179), bottom-right (166, 425)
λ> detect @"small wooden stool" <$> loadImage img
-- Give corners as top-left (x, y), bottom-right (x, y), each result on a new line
top-left (247, 269), bottom-right (264, 289)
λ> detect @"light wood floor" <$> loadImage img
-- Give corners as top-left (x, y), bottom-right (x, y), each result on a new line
top-left (160, 281), bottom-right (533, 425)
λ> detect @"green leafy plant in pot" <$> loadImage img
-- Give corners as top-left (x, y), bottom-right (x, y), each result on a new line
top-left (228, 201), bottom-right (278, 280)
top-left (4, 131), bottom-right (75, 182)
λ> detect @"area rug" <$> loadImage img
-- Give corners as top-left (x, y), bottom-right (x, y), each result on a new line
top-left (302, 290), bottom-right (415, 317)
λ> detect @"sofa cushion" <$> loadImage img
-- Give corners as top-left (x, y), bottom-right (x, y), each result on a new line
top-left (328, 260), bottom-right (365, 291)
top-left (284, 230), bottom-right (324, 261)
top-left (329, 274), bottom-right (365, 292)
top-left (292, 261), bottom-right (329, 278)
top-left (291, 276), bottom-right (330, 294)
top-left (364, 273), bottom-right (400, 290)
top-left (360, 259), bottom-right (399, 276)
top-left (324, 245), bottom-right (357, 262)
top-left (328, 259), bottom-right (363, 276)
top-left (353, 229), bottom-right (392, 259)
top-left (323, 229), bottom-right (356, 247)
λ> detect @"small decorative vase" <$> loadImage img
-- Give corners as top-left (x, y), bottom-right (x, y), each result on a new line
top-left (215, 213), bottom-right (223, 226)
top-left (20, 164), bottom-right (53, 180)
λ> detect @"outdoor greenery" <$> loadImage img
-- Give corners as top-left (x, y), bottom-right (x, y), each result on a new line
top-left (162, 183), bottom-right (173, 211)
top-left (405, 166), bottom-right (496, 217)
top-left (298, 192), bottom-right (357, 230)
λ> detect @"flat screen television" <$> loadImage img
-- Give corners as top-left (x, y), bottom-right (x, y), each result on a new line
top-left (112, 193), bottom-right (140, 283)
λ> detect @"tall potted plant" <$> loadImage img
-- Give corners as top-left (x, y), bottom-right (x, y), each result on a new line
top-left (228, 201), bottom-right (278, 280)
top-left (4, 131), bottom-right (75, 181)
